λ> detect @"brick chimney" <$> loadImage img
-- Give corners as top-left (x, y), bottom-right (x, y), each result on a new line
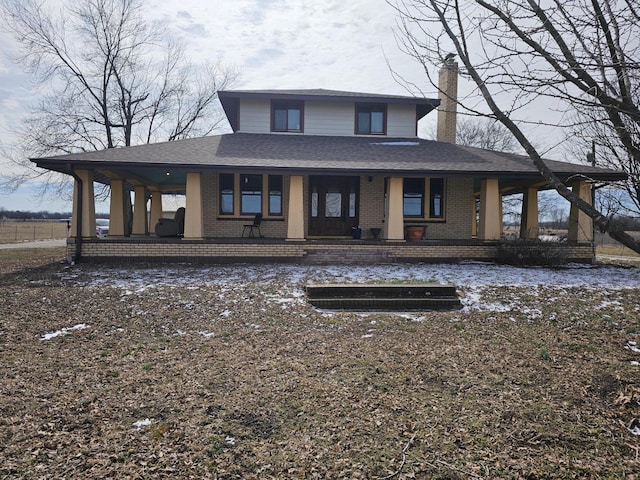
top-left (436, 58), bottom-right (458, 143)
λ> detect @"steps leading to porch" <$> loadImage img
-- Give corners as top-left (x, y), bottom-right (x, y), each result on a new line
top-left (305, 283), bottom-right (462, 311)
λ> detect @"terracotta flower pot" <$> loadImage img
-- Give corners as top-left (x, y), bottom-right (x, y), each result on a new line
top-left (406, 226), bottom-right (423, 241)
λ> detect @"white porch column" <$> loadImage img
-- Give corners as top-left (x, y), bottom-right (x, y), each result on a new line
top-left (286, 175), bottom-right (305, 240)
top-left (131, 185), bottom-right (148, 236)
top-left (72, 169), bottom-right (96, 238)
top-left (385, 177), bottom-right (405, 241)
top-left (520, 187), bottom-right (539, 240)
top-left (568, 180), bottom-right (593, 242)
top-left (149, 189), bottom-right (164, 231)
top-left (478, 178), bottom-right (501, 240)
top-left (108, 179), bottom-right (127, 237)
top-left (184, 172), bottom-right (204, 239)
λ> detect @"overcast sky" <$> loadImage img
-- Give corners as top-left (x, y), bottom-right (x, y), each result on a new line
top-left (1, 0), bottom-right (442, 212)
top-left (0, 0), bottom-right (569, 214)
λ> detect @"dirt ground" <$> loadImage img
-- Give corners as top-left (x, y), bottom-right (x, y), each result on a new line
top-left (1, 248), bottom-right (639, 479)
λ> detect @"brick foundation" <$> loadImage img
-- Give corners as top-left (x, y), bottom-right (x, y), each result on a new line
top-left (71, 238), bottom-right (595, 264)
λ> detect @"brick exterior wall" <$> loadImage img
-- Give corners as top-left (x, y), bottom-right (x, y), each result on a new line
top-left (202, 172), bottom-right (289, 238)
top-left (424, 178), bottom-right (473, 240)
top-left (76, 238), bottom-right (595, 264)
top-left (358, 176), bottom-right (385, 238)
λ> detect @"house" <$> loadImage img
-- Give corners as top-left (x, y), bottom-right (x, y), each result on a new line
top-left (31, 60), bottom-right (626, 263)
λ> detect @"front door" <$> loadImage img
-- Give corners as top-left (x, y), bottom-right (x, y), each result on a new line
top-left (309, 176), bottom-right (359, 236)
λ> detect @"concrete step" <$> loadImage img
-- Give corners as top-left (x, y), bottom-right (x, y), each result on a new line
top-left (306, 283), bottom-right (462, 311)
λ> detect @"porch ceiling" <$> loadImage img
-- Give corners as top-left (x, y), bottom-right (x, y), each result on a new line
top-left (96, 167), bottom-right (188, 191)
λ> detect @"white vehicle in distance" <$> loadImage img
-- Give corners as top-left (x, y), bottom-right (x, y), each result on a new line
top-left (96, 219), bottom-right (110, 237)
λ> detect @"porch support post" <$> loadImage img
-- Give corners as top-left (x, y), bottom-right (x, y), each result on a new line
top-left (108, 179), bottom-right (127, 237)
top-left (149, 189), bottom-right (164, 232)
top-left (72, 169), bottom-right (96, 238)
top-left (568, 180), bottom-right (593, 242)
top-left (131, 185), bottom-right (148, 236)
top-left (478, 178), bottom-right (501, 240)
top-left (287, 175), bottom-right (305, 240)
top-left (184, 172), bottom-right (204, 239)
top-left (385, 177), bottom-right (405, 241)
top-left (520, 187), bottom-right (539, 240)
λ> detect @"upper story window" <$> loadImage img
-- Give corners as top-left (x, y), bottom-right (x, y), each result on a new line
top-left (272, 100), bottom-right (303, 132)
top-left (356, 103), bottom-right (386, 135)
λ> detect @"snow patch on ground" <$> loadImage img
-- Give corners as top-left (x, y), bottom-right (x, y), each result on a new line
top-left (66, 262), bottom-right (640, 313)
top-left (132, 418), bottom-right (152, 429)
top-left (41, 323), bottom-right (90, 341)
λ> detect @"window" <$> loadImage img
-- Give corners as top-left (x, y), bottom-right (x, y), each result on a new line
top-left (356, 104), bottom-right (386, 135)
top-left (272, 100), bottom-right (303, 132)
top-left (241, 174), bottom-right (262, 214)
top-left (403, 178), bottom-right (424, 217)
top-left (429, 178), bottom-right (444, 218)
top-left (402, 177), bottom-right (446, 219)
top-left (219, 174), bottom-right (284, 217)
top-left (268, 175), bottom-right (282, 215)
top-left (220, 173), bottom-right (234, 214)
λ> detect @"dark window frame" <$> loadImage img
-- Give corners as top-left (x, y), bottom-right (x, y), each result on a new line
top-left (355, 103), bottom-right (387, 135)
top-left (218, 173), bottom-right (285, 217)
top-left (219, 173), bottom-right (235, 215)
top-left (240, 174), bottom-right (263, 215)
top-left (271, 100), bottom-right (304, 133)
top-left (403, 178), bottom-right (424, 217)
top-left (268, 175), bottom-right (283, 216)
top-left (402, 177), bottom-right (446, 220)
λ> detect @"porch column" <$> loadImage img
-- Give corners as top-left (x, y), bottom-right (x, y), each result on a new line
top-left (478, 178), bottom-right (501, 240)
top-left (287, 175), bottom-right (305, 240)
top-left (184, 172), bottom-right (204, 239)
top-left (108, 179), bottom-right (127, 237)
top-left (131, 185), bottom-right (148, 236)
top-left (149, 189), bottom-right (164, 232)
top-left (568, 180), bottom-right (593, 242)
top-left (520, 187), bottom-right (539, 240)
top-left (385, 177), bottom-right (405, 241)
top-left (71, 169), bottom-right (96, 238)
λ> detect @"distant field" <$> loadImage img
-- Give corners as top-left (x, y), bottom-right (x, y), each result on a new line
top-left (0, 220), bottom-right (70, 244)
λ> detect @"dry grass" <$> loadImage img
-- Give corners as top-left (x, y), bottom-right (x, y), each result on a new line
top-left (1, 249), bottom-right (639, 479)
top-left (597, 243), bottom-right (640, 258)
top-left (0, 221), bottom-right (69, 244)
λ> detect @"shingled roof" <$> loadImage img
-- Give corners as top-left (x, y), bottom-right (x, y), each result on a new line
top-left (32, 133), bottom-right (626, 184)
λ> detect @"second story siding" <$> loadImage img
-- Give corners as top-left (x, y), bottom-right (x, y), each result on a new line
top-left (235, 97), bottom-right (419, 137)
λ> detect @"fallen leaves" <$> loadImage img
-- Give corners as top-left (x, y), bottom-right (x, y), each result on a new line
top-left (0, 254), bottom-right (639, 478)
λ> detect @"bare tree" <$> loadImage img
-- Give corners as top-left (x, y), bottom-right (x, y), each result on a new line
top-left (568, 115), bottom-right (640, 216)
top-left (456, 117), bottom-right (520, 153)
top-left (0, 0), bottom-right (238, 194)
top-left (391, 0), bottom-right (640, 254)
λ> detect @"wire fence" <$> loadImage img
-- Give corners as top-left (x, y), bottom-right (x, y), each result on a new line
top-left (0, 220), bottom-right (71, 244)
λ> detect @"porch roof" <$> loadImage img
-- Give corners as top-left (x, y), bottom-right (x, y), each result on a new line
top-left (32, 133), bottom-right (626, 188)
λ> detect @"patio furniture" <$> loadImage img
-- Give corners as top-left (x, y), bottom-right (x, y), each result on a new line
top-left (242, 213), bottom-right (263, 238)
top-left (155, 207), bottom-right (185, 237)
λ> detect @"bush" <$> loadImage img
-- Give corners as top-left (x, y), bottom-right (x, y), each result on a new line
top-left (497, 239), bottom-right (569, 266)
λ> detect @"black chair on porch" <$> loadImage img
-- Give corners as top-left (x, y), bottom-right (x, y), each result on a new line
top-left (241, 213), bottom-right (263, 238)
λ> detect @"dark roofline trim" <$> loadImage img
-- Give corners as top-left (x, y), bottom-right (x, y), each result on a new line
top-left (218, 89), bottom-right (440, 107)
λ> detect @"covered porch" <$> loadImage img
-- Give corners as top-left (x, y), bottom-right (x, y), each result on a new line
top-left (31, 133), bottom-right (621, 264)
top-left (65, 169), bottom-right (597, 264)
